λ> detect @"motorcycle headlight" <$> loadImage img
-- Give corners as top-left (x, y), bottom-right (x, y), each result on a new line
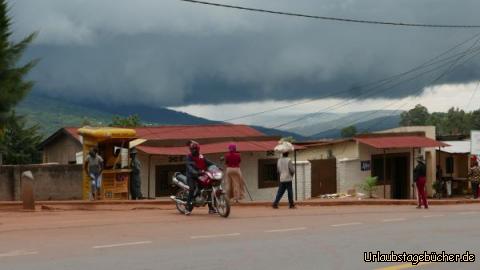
top-left (213, 171), bottom-right (223, 180)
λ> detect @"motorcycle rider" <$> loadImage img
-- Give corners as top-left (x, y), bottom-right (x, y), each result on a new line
top-left (185, 140), bottom-right (216, 215)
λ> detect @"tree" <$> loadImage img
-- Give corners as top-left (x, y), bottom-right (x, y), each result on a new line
top-left (400, 104), bottom-right (429, 126)
top-left (443, 107), bottom-right (471, 135)
top-left (341, 125), bottom-right (357, 138)
top-left (0, 111), bottom-right (42, 164)
top-left (110, 114), bottom-right (142, 127)
top-left (0, 0), bottom-right (38, 130)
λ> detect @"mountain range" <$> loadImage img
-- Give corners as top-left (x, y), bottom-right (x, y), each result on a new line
top-left (284, 110), bottom-right (403, 137)
top-left (15, 93), bottom-right (402, 140)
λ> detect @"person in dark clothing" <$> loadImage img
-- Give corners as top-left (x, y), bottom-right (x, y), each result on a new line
top-left (130, 148), bottom-right (143, 200)
top-left (185, 140), bottom-right (215, 215)
top-left (414, 155), bottom-right (428, 209)
top-left (469, 160), bottom-right (480, 199)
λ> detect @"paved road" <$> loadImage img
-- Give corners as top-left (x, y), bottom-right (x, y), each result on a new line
top-left (1, 204), bottom-right (479, 270)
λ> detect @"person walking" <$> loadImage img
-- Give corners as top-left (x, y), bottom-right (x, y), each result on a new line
top-left (84, 148), bottom-right (104, 200)
top-left (414, 155), bottom-right (428, 209)
top-left (272, 152), bottom-right (295, 209)
top-left (130, 148), bottom-right (143, 200)
top-left (224, 144), bottom-right (246, 203)
top-left (468, 159), bottom-right (480, 199)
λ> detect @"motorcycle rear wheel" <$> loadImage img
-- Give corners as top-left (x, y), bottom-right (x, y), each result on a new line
top-left (175, 190), bottom-right (188, 214)
top-left (214, 193), bottom-right (230, 218)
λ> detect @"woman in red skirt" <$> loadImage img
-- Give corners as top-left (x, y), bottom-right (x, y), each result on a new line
top-left (414, 155), bottom-right (428, 209)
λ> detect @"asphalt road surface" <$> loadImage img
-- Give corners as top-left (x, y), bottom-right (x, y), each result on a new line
top-left (1, 204), bottom-right (479, 270)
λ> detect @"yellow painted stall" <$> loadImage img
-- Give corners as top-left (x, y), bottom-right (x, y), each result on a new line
top-left (78, 127), bottom-right (137, 200)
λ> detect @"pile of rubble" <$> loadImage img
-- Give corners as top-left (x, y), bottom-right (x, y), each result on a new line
top-left (319, 191), bottom-right (367, 199)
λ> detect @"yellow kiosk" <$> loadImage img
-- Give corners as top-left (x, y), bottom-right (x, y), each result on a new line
top-left (78, 127), bottom-right (137, 200)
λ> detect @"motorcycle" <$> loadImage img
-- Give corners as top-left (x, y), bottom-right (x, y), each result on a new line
top-left (170, 165), bottom-right (230, 218)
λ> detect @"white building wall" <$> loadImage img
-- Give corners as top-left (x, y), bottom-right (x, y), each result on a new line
top-left (137, 151), bottom-right (311, 201)
top-left (294, 161), bottom-right (311, 200)
top-left (337, 158), bottom-right (364, 194)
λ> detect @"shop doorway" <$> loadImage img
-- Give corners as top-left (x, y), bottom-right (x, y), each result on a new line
top-left (372, 153), bottom-right (410, 199)
top-left (155, 164), bottom-right (185, 197)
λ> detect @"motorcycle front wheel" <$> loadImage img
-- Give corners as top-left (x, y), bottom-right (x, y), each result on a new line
top-left (175, 189), bottom-right (188, 214)
top-left (214, 193), bottom-right (230, 218)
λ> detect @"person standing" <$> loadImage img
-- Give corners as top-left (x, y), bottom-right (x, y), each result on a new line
top-left (468, 160), bottom-right (480, 199)
top-left (130, 148), bottom-right (143, 200)
top-left (84, 148), bottom-right (104, 200)
top-left (414, 155), bottom-right (428, 209)
top-left (272, 152), bottom-right (295, 209)
top-left (224, 144), bottom-right (246, 203)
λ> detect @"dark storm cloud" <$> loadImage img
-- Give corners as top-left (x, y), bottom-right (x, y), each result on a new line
top-left (9, 0), bottom-right (480, 107)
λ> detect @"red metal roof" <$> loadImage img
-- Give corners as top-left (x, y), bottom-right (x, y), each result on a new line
top-left (137, 140), bottom-right (305, 155)
top-left (134, 124), bottom-right (264, 140)
top-left (355, 136), bottom-right (449, 149)
top-left (64, 127), bottom-right (81, 140)
top-left (56, 125), bottom-right (264, 142)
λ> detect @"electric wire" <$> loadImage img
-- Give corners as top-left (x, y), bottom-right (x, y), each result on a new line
top-left (179, 0), bottom-right (480, 29)
top-left (269, 36), bottom-right (480, 130)
top-left (225, 32), bottom-right (480, 123)
top-left (465, 81), bottom-right (480, 111)
top-left (344, 37), bottom-right (480, 134)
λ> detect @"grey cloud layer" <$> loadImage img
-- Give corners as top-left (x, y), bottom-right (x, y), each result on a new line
top-left (11, 0), bottom-right (480, 107)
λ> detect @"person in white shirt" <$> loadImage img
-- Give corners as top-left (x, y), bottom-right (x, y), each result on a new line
top-left (272, 152), bottom-right (296, 209)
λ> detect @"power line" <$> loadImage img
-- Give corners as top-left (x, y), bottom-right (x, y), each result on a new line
top-left (224, 32), bottom-right (480, 123)
top-left (330, 41), bottom-right (480, 133)
top-left (269, 49), bottom-right (480, 130)
top-left (140, 32), bottom-right (480, 141)
top-left (179, 0), bottom-right (480, 29)
top-left (269, 35), bottom-right (480, 130)
top-left (344, 37), bottom-right (480, 134)
top-left (465, 81), bottom-right (480, 111)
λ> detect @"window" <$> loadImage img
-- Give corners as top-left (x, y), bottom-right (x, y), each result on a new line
top-left (258, 159), bottom-right (279, 188)
top-left (446, 157), bottom-right (454, 174)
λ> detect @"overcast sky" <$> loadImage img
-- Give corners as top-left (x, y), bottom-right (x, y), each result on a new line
top-left (9, 0), bottom-right (480, 123)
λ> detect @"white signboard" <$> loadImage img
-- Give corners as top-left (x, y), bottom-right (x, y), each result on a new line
top-left (472, 130), bottom-right (480, 155)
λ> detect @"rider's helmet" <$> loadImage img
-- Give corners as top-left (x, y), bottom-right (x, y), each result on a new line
top-left (189, 140), bottom-right (200, 157)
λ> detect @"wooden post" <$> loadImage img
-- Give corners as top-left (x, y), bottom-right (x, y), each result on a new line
top-left (21, 171), bottom-right (35, 211)
top-left (147, 154), bottom-right (152, 199)
top-left (412, 148), bottom-right (415, 199)
top-left (294, 149), bottom-right (298, 201)
top-left (383, 149), bottom-right (386, 199)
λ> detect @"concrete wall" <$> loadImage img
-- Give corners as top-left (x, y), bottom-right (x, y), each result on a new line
top-left (337, 158), bottom-right (363, 194)
top-left (297, 141), bottom-right (358, 161)
top-left (43, 135), bottom-right (82, 164)
top-left (0, 164), bottom-right (82, 201)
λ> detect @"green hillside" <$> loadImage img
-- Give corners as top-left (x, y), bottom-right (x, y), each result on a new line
top-left (15, 95), bottom-right (118, 138)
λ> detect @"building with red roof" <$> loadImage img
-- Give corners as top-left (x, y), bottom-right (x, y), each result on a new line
top-left (296, 126), bottom-right (449, 199)
top-left (40, 124), bottom-right (307, 201)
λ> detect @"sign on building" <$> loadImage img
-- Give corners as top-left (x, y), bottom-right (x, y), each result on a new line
top-left (472, 130), bottom-right (480, 155)
top-left (361, 160), bottom-right (371, 171)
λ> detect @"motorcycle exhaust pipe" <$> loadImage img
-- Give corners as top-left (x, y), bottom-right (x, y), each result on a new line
top-left (172, 177), bottom-right (190, 191)
top-left (170, 195), bottom-right (186, 205)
